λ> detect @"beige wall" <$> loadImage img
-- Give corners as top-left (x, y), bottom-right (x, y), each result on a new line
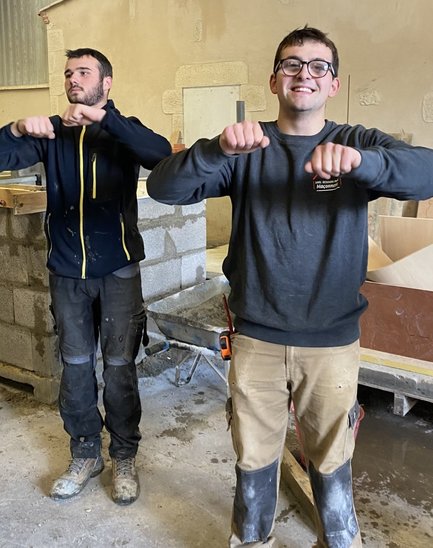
top-left (33, 0), bottom-right (433, 146)
top-left (2, 0), bottom-right (433, 242)
top-left (0, 88), bottom-right (50, 127)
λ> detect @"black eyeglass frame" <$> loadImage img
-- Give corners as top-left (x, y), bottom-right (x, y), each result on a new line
top-left (274, 57), bottom-right (336, 78)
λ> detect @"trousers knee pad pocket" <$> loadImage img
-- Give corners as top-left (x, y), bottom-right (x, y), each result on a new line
top-left (123, 309), bottom-right (148, 361)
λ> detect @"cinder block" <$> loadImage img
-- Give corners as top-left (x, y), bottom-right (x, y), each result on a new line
top-left (141, 226), bottom-right (171, 262)
top-left (168, 217), bottom-right (206, 254)
top-left (141, 259), bottom-right (182, 301)
top-left (0, 244), bottom-right (29, 284)
top-left (0, 323), bottom-right (33, 369)
top-left (10, 213), bottom-right (46, 242)
top-left (0, 285), bottom-right (14, 323)
top-left (137, 198), bottom-right (175, 221)
top-left (13, 287), bottom-right (53, 333)
top-left (31, 332), bottom-right (60, 377)
top-left (0, 210), bottom-right (7, 237)
top-left (181, 251), bottom-right (206, 288)
top-left (180, 203), bottom-right (206, 217)
top-left (27, 248), bottom-right (49, 287)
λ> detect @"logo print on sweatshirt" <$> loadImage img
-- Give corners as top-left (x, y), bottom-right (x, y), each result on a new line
top-left (312, 175), bottom-right (342, 192)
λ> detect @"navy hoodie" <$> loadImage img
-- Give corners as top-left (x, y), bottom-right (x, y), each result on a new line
top-left (0, 100), bottom-right (171, 279)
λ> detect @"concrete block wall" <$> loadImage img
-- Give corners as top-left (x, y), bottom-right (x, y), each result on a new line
top-left (139, 198), bottom-right (206, 303)
top-left (0, 208), bottom-right (59, 403)
top-left (0, 196), bottom-right (206, 403)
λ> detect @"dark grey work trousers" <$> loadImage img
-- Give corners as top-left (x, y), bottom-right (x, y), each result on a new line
top-left (49, 267), bottom-right (146, 460)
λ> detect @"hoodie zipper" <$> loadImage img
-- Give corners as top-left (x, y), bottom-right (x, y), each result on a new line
top-left (79, 126), bottom-right (87, 279)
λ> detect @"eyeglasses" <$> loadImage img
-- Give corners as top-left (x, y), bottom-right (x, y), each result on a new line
top-left (274, 57), bottom-right (335, 78)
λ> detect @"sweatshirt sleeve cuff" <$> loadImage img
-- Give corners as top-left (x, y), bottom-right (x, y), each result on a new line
top-left (346, 148), bottom-right (383, 187)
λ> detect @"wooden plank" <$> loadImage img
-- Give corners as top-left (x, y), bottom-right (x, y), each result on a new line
top-left (281, 435), bottom-right (315, 527)
top-left (12, 189), bottom-right (46, 215)
top-left (0, 183), bottom-right (41, 191)
top-left (0, 184), bottom-right (46, 215)
top-left (360, 348), bottom-right (433, 378)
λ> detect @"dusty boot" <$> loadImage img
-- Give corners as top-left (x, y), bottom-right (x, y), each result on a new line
top-left (50, 456), bottom-right (104, 500)
top-left (111, 456), bottom-right (140, 505)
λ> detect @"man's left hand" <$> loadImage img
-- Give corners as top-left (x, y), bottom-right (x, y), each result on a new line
top-left (305, 143), bottom-right (361, 179)
top-left (61, 104), bottom-right (106, 127)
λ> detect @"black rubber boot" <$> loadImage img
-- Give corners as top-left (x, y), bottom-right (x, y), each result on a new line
top-left (308, 459), bottom-right (359, 548)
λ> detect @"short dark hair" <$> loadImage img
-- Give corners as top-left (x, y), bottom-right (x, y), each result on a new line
top-left (273, 26), bottom-right (339, 77)
top-left (65, 48), bottom-right (113, 79)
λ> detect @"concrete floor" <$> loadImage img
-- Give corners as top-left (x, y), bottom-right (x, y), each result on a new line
top-left (0, 346), bottom-right (432, 548)
top-left (0, 351), bottom-right (315, 548)
top-left (0, 247), bottom-right (432, 547)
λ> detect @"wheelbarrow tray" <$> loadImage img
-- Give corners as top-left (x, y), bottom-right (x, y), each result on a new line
top-left (147, 275), bottom-right (230, 351)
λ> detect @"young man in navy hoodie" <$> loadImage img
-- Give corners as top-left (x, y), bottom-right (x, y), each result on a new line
top-left (147, 27), bottom-right (433, 547)
top-left (0, 48), bottom-right (171, 505)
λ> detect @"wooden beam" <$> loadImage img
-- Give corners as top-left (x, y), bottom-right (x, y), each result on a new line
top-left (281, 439), bottom-right (315, 527)
top-left (0, 184), bottom-right (46, 215)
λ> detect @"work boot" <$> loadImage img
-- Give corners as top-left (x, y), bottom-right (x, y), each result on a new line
top-left (50, 456), bottom-right (104, 500)
top-left (111, 456), bottom-right (140, 505)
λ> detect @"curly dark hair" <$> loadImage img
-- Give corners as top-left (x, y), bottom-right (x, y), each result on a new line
top-left (273, 26), bottom-right (339, 77)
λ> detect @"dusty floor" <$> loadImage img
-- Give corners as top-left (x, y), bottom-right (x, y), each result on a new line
top-left (0, 347), bottom-right (432, 547)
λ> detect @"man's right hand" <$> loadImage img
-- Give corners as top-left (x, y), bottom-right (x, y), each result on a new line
top-left (12, 117), bottom-right (55, 139)
top-left (219, 121), bottom-right (270, 155)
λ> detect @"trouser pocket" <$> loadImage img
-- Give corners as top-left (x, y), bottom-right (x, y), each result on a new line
top-left (225, 397), bottom-right (241, 458)
top-left (123, 308), bottom-right (148, 362)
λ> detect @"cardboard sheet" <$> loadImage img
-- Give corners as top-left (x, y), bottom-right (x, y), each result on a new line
top-left (367, 216), bottom-right (433, 291)
top-left (367, 236), bottom-right (393, 270)
top-left (378, 215), bottom-right (433, 261)
top-left (367, 244), bottom-right (433, 291)
top-left (417, 197), bottom-right (433, 219)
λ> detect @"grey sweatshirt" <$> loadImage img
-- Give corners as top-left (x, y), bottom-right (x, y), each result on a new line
top-left (147, 121), bottom-right (433, 347)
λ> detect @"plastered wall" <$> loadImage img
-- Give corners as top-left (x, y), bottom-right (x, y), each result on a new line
top-left (2, 0), bottom-right (433, 242)
top-left (15, 0), bottom-right (433, 145)
top-left (0, 88), bottom-right (50, 131)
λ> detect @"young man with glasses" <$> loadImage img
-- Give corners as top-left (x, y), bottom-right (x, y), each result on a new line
top-left (147, 27), bottom-right (433, 547)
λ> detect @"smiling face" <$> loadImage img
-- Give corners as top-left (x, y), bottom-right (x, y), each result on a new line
top-left (64, 55), bottom-right (112, 107)
top-left (270, 39), bottom-right (340, 130)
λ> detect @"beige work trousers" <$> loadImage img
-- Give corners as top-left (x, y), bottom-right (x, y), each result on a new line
top-left (227, 334), bottom-right (362, 548)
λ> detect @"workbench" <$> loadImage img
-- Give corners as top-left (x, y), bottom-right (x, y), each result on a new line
top-left (359, 280), bottom-right (433, 416)
top-left (359, 348), bottom-right (433, 416)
